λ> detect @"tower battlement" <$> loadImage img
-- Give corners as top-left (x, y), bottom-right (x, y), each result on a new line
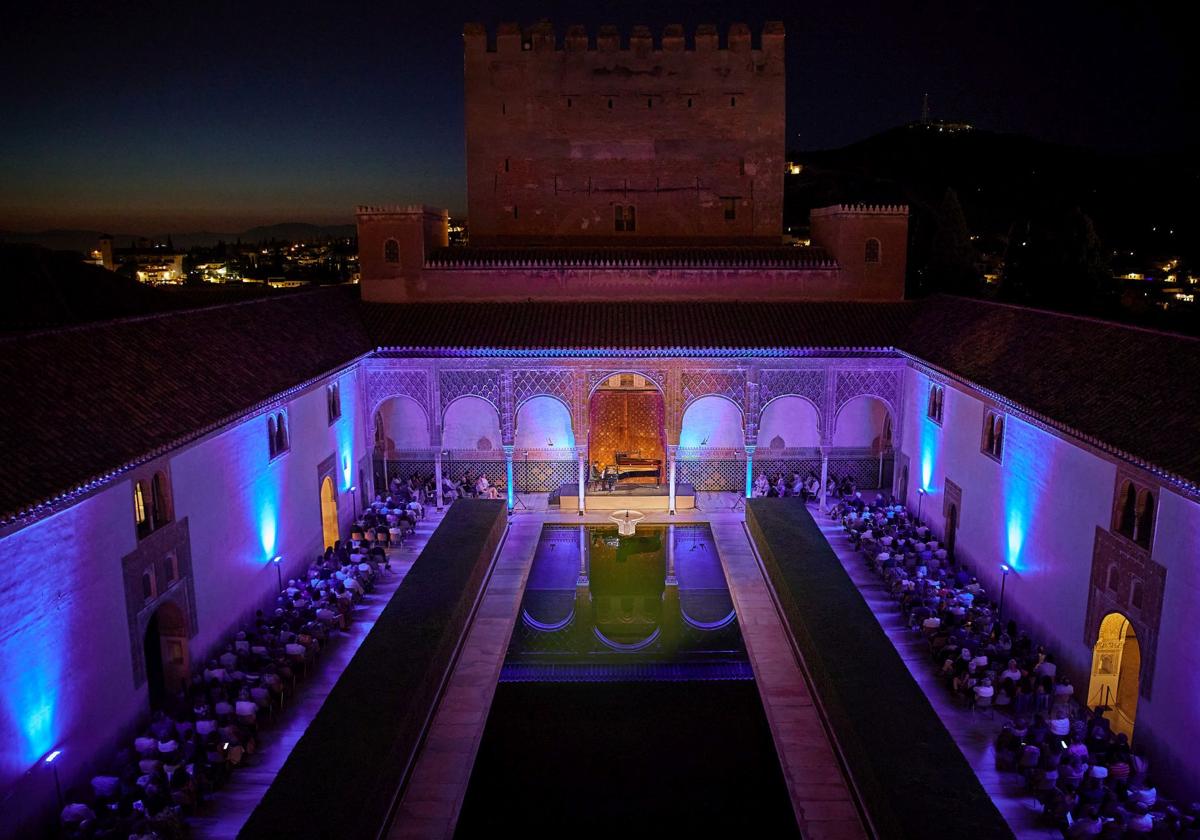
top-left (463, 21), bottom-right (784, 55)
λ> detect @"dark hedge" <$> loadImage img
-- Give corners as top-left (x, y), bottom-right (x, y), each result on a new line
top-left (746, 499), bottom-right (1012, 840)
top-left (239, 500), bottom-right (507, 839)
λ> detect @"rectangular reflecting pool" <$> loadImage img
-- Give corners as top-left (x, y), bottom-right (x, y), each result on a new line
top-left (456, 524), bottom-right (798, 835)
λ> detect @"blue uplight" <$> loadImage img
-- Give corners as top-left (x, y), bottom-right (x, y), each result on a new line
top-left (259, 503), bottom-right (277, 558)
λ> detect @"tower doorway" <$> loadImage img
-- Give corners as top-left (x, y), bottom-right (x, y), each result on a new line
top-left (320, 475), bottom-right (339, 550)
top-left (143, 600), bottom-right (189, 710)
top-left (1087, 612), bottom-right (1140, 740)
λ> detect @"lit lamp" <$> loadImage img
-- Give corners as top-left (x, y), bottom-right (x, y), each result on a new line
top-left (44, 749), bottom-right (63, 809)
top-left (272, 555), bottom-right (283, 592)
top-left (349, 485), bottom-right (358, 522)
top-left (999, 563), bottom-right (1011, 620)
top-left (917, 487), bottom-right (926, 523)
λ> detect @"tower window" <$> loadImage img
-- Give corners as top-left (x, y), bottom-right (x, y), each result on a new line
top-left (865, 238), bottom-right (881, 263)
top-left (504, 158), bottom-right (510, 172)
top-left (687, 97), bottom-right (693, 108)
top-left (608, 98), bottom-right (613, 109)
top-left (615, 205), bottom-right (636, 232)
top-left (730, 96), bottom-right (736, 107)
top-left (723, 197), bottom-right (737, 221)
top-left (384, 239), bottom-right (400, 264)
top-left (981, 411), bottom-right (1003, 460)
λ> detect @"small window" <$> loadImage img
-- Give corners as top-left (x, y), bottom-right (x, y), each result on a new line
top-left (267, 415), bottom-right (277, 458)
top-left (615, 205), bottom-right (636, 232)
top-left (1106, 564), bottom-right (1120, 592)
top-left (328, 383), bottom-right (342, 423)
top-left (504, 157), bottom-right (510, 172)
top-left (567, 97), bottom-right (572, 108)
top-left (272, 411), bottom-right (289, 457)
top-left (501, 102), bottom-right (506, 115)
top-left (730, 96), bottom-right (736, 107)
top-left (513, 205), bottom-right (519, 219)
top-left (151, 472), bottom-right (170, 528)
top-left (981, 412), bottom-right (1003, 460)
top-left (723, 197), bottom-right (737, 221)
top-left (1135, 491), bottom-right (1155, 548)
top-left (134, 481), bottom-right (148, 532)
top-left (142, 566), bottom-right (157, 602)
top-left (927, 385), bottom-right (944, 424)
top-left (165, 552), bottom-right (179, 586)
top-left (647, 98), bottom-right (652, 109)
top-left (687, 97), bottom-right (693, 108)
top-left (383, 239), bottom-right (400, 264)
top-left (1116, 481), bottom-right (1137, 537)
top-left (1130, 579), bottom-right (1144, 610)
top-left (607, 98), bottom-right (613, 109)
top-left (865, 238), bottom-right (881, 263)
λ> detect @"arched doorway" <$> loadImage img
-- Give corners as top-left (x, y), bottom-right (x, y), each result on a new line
top-left (946, 503), bottom-right (958, 559)
top-left (320, 475), bottom-right (339, 550)
top-left (589, 373), bottom-right (665, 485)
top-left (144, 601), bottom-right (189, 710)
top-left (1087, 612), bottom-right (1140, 740)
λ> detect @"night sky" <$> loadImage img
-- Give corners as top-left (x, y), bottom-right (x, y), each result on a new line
top-left (1, 1), bottom-right (1192, 232)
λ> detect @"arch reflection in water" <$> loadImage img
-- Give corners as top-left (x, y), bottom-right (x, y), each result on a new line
top-left (503, 523), bottom-right (750, 682)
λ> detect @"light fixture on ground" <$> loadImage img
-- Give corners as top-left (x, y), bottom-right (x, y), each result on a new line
top-left (44, 749), bottom-right (63, 809)
top-left (349, 485), bottom-right (358, 521)
top-left (999, 563), bottom-right (1011, 619)
top-left (272, 555), bottom-right (283, 591)
top-left (917, 487), bottom-right (926, 522)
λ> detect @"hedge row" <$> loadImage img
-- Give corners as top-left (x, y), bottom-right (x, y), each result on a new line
top-left (745, 499), bottom-right (1011, 839)
top-left (239, 500), bottom-right (508, 840)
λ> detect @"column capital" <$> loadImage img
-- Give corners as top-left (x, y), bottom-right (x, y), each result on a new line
top-left (503, 444), bottom-right (515, 457)
top-left (575, 446), bottom-right (588, 460)
top-left (744, 445), bottom-right (757, 456)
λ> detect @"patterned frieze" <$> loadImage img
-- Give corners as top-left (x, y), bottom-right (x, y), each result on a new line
top-left (439, 368), bottom-right (502, 411)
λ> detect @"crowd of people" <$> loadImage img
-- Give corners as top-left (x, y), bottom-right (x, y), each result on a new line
top-left (753, 470), bottom-right (859, 500)
top-left (830, 492), bottom-right (1199, 838)
top-left (58, 522), bottom-right (400, 838)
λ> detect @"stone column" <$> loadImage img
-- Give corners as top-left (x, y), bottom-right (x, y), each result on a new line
top-left (504, 445), bottom-right (515, 512)
top-left (819, 447), bottom-right (829, 512)
top-left (577, 447), bottom-right (587, 516)
top-left (666, 524), bottom-right (677, 585)
top-left (667, 445), bottom-right (678, 515)
top-left (744, 445), bottom-right (756, 498)
top-left (434, 450), bottom-right (444, 510)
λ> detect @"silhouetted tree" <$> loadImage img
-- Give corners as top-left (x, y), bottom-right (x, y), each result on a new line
top-left (1001, 205), bottom-right (1113, 310)
top-left (929, 188), bottom-right (979, 294)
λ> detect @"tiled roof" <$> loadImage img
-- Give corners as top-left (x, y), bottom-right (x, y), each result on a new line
top-left (425, 245), bottom-right (835, 269)
top-left (0, 287), bottom-right (371, 524)
top-left (901, 297), bottom-right (1200, 489)
top-left (4, 291), bottom-right (1197, 525)
top-left (360, 300), bottom-right (915, 353)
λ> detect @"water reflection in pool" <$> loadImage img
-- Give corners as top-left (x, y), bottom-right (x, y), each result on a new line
top-left (503, 524), bottom-right (750, 681)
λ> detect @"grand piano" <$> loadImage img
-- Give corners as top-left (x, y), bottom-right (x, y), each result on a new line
top-left (611, 451), bottom-right (663, 483)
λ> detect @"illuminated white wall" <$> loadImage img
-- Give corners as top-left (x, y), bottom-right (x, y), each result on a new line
top-left (442, 396), bottom-right (502, 451)
top-left (832, 395), bottom-right (889, 448)
top-left (514, 396), bottom-right (575, 452)
top-left (172, 367), bottom-right (366, 660)
top-left (376, 395), bottom-right (429, 452)
top-left (758, 396), bottom-right (821, 450)
top-left (0, 486), bottom-right (139, 831)
top-left (679, 396), bottom-right (743, 450)
top-left (897, 365), bottom-right (1200, 797)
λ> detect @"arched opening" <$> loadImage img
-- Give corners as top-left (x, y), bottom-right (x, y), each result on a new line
top-left (1117, 482), bottom-right (1137, 538)
top-left (1088, 612), bottom-right (1140, 741)
top-left (320, 475), bottom-right (339, 551)
top-left (993, 416), bottom-right (1004, 459)
top-left (1135, 490), bottom-right (1155, 548)
top-left (374, 395), bottom-right (430, 456)
top-left (134, 480), bottom-right (150, 538)
top-left (267, 415), bottom-right (277, 457)
top-left (946, 503), bottom-right (958, 559)
top-left (143, 600), bottom-right (188, 711)
top-left (680, 395), bottom-right (744, 450)
top-left (384, 238), bottom-right (400, 263)
top-left (589, 374), bottom-right (665, 485)
top-left (515, 395), bottom-right (576, 451)
top-left (757, 396), bottom-right (820, 450)
top-left (865, 238), bottom-right (881, 263)
top-left (151, 472), bottom-right (171, 528)
top-left (442, 396), bottom-right (503, 452)
top-left (832, 396), bottom-right (892, 449)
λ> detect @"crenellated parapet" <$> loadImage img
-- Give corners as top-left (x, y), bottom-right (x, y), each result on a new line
top-left (464, 21), bottom-right (784, 54)
top-left (810, 204), bottom-right (910, 217)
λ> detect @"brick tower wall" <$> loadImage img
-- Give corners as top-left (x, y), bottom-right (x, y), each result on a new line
top-left (463, 22), bottom-right (786, 246)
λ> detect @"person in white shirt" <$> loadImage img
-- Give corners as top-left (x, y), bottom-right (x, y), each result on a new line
top-left (441, 475), bottom-right (459, 501)
top-left (753, 474), bottom-right (769, 497)
top-left (476, 473), bottom-right (498, 499)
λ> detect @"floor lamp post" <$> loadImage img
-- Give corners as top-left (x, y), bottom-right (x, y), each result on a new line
top-left (272, 555), bottom-right (283, 592)
top-left (349, 485), bottom-right (358, 522)
top-left (999, 563), bottom-right (1010, 620)
top-left (917, 487), bottom-right (926, 523)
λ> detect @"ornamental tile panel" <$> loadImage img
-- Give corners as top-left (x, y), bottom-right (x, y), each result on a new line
top-left (512, 369), bottom-right (575, 407)
top-left (759, 369), bottom-right (826, 408)
top-left (367, 369), bottom-right (428, 413)
top-left (681, 370), bottom-right (745, 410)
top-left (834, 369), bottom-right (900, 412)
top-left (440, 369), bottom-right (501, 411)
